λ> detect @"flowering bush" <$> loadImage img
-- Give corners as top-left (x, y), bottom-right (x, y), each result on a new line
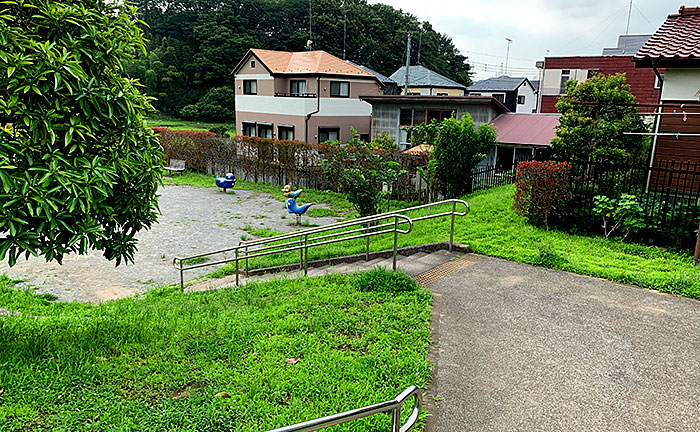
top-left (513, 161), bottom-right (572, 228)
top-left (593, 194), bottom-right (646, 240)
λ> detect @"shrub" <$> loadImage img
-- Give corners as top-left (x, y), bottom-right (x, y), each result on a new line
top-left (514, 161), bottom-right (572, 228)
top-left (208, 125), bottom-right (229, 137)
top-left (353, 267), bottom-right (418, 293)
top-left (528, 245), bottom-right (568, 269)
top-left (593, 194), bottom-right (646, 240)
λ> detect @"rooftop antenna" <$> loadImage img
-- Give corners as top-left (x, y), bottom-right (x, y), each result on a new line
top-left (342, 4), bottom-right (348, 59)
top-left (404, 33), bottom-right (412, 95)
top-left (308, 0), bottom-right (313, 50)
top-left (505, 37), bottom-right (512, 76)
top-left (626, 0), bottom-right (633, 35)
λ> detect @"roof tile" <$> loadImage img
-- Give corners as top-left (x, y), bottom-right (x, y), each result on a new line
top-left (634, 6), bottom-right (700, 62)
top-left (247, 49), bottom-right (375, 77)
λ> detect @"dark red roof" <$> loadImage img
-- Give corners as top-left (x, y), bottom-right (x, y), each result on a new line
top-left (634, 6), bottom-right (700, 67)
top-left (491, 114), bottom-right (561, 147)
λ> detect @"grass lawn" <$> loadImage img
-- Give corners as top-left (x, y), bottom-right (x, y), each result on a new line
top-left (0, 270), bottom-right (432, 431)
top-left (147, 116), bottom-right (235, 133)
top-left (165, 176), bottom-right (700, 300)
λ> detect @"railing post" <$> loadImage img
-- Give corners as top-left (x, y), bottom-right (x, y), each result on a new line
top-left (235, 249), bottom-right (239, 287)
top-left (393, 217), bottom-right (398, 271)
top-left (449, 201), bottom-right (456, 252)
top-left (300, 237), bottom-right (304, 271)
top-left (245, 245), bottom-right (249, 276)
top-left (304, 234), bottom-right (309, 276)
top-left (366, 222), bottom-right (370, 261)
top-left (179, 260), bottom-right (184, 291)
top-left (391, 406), bottom-right (401, 432)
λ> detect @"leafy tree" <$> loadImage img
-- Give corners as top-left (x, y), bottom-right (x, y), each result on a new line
top-left (128, 0), bottom-right (473, 115)
top-left (426, 115), bottom-right (498, 198)
top-left (323, 132), bottom-right (403, 216)
top-left (0, 0), bottom-right (164, 266)
top-left (551, 73), bottom-right (649, 164)
top-left (180, 86), bottom-right (236, 122)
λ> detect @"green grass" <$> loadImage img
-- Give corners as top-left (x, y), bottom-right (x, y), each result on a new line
top-left (244, 226), bottom-right (285, 238)
top-left (0, 270), bottom-right (432, 431)
top-left (146, 115), bottom-right (235, 133)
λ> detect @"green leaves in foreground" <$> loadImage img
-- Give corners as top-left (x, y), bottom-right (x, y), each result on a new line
top-left (0, 270), bottom-right (432, 431)
top-left (0, 0), bottom-right (164, 266)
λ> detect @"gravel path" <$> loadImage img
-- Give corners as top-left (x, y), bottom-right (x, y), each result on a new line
top-left (0, 185), bottom-right (337, 303)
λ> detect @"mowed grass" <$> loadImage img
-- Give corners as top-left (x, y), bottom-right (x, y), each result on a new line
top-left (0, 270), bottom-right (432, 431)
top-left (168, 177), bottom-right (700, 300)
top-left (147, 116), bottom-right (235, 132)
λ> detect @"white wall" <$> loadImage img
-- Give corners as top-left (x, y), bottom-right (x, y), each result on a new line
top-left (541, 68), bottom-right (588, 96)
top-left (661, 68), bottom-right (700, 101)
top-left (236, 95), bottom-right (372, 117)
top-left (516, 83), bottom-right (537, 113)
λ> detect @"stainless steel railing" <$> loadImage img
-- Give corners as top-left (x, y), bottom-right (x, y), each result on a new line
top-left (265, 386), bottom-right (422, 432)
top-left (173, 199), bottom-right (468, 289)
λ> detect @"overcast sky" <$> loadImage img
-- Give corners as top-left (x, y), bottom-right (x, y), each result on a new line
top-left (368, 0), bottom-right (680, 82)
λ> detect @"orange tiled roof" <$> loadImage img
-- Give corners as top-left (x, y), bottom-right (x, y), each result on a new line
top-left (246, 49), bottom-right (376, 77)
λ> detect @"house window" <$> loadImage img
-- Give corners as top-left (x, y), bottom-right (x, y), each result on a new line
top-left (243, 80), bottom-right (257, 95)
top-left (251, 60), bottom-right (256, 69)
top-left (290, 80), bottom-right (306, 96)
top-left (654, 74), bottom-right (664, 89)
top-left (437, 92), bottom-right (448, 96)
top-left (407, 92), bottom-right (421, 96)
top-left (278, 125), bottom-right (294, 140)
top-left (517, 95), bottom-right (526, 104)
top-left (400, 109), bottom-right (413, 126)
top-left (257, 123), bottom-right (273, 138)
top-left (427, 109), bottom-right (455, 123)
top-left (242, 122), bottom-right (256, 137)
top-left (360, 133), bottom-right (370, 142)
top-left (318, 126), bottom-right (340, 142)
top-left (492, 94), bottom-right (505, 103)
top-left (330, 81), bottom-right (350, 97)
top-left (559, 70), bottom-right (570, 94)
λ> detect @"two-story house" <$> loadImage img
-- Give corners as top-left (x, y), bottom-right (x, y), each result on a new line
top-left (466, 76), bottom-right (538, 113)
top-left (233, 49), bottom-right (383, 143)
top-left (538, 34), bottom-right (661, 113)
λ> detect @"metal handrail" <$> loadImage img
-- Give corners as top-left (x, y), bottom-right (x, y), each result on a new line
top-left (265, 386), bottom-right (422, 432)
top-left (173, 199), bottom-right (468, 288)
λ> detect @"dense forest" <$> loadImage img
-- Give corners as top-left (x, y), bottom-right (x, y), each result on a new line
top-left (126, 0), bottom-right (473, 120)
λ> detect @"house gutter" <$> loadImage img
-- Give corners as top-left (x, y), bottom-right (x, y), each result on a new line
top-left (305, 76), bottom-right (321, 143)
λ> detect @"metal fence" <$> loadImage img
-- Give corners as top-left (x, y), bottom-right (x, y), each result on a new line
top-left (562, 159), bottom-right (700, 246)
top-left (470, 158), bottom-right (531, 193)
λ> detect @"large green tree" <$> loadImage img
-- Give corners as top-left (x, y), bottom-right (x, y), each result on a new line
top-left (128, 0), bottom-right (473, 115)
top-left (551, 73), bottom-right (649, 164)
top-left (0, 0), bottom-right (164, 266)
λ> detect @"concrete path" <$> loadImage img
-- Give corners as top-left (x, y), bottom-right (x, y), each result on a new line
top-left (427, 255), bottom-right (700, 432)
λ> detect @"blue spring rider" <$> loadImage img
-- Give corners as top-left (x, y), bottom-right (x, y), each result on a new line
top-left (282, 184), bottom-right (314, 225)
top-left (215, 173), bottom-right (236, 192)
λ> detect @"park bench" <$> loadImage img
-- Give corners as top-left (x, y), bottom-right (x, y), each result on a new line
top-left (164, 159), bottom-right (185, 175)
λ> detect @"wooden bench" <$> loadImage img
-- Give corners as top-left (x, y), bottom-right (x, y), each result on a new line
top-left (164, 159), bottom-right (185, 175)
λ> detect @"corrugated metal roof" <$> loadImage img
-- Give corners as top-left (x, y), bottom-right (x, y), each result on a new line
top-left (467, 76), bottom-right (530, 92)
top-left (491, 113), bottom-right (561, 146)
top-left (602, 34), bottom-right (651, 56)
top-left (634, 6), bottom-right (700, 64)
top-left (389, 65), bottom-right (466, 89)
top-left (345, 61), bottom-right (396, 83)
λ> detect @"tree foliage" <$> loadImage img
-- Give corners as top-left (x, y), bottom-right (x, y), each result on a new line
top-left (426, 115), bottom-right (498, 198)
top-left (127, 0), bottom-right (473, 115)
top-left (323, 132), bottom-right (403, 216)
top-left (0, 0), bottom-right (164, 266)
top-left (550, 73), bottom-right (649, 164)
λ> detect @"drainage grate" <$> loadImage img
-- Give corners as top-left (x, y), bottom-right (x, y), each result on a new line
top-left (414, 253), bottom-right (483, 285)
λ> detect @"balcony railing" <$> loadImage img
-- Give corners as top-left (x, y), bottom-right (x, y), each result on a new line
top-left (275, 92), bottom-right (317, 98)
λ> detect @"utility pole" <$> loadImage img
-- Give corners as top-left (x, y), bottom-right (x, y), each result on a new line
top-left (417, 26), bottom-right (422, 65)
top-left (505, 37), bottom-right (512, 76)
top-left (404, 33), bottom-right (411, 95)
top-left (626, 0), bottom-right (633, 35)
top-left (342, 7), bottom-right (348, 59)
top-left (308, 0), bottom-right (312, 50)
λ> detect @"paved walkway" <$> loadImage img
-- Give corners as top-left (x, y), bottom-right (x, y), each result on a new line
top-left (428, 255), bottom-right (700, 431)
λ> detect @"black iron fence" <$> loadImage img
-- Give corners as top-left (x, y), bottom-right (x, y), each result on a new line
top-left (562, 159), bottom-right (700, 246)
top-left (470, 158), bottom-right (531, 193)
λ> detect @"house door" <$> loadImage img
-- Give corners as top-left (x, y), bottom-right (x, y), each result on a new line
top-left (496, 146), bottom-right (514, 171)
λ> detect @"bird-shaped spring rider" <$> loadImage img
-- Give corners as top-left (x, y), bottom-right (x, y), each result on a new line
top-left (282, 184), bottom-right (314, 225)
top-left (215, 173), bottom-right (236, 192)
